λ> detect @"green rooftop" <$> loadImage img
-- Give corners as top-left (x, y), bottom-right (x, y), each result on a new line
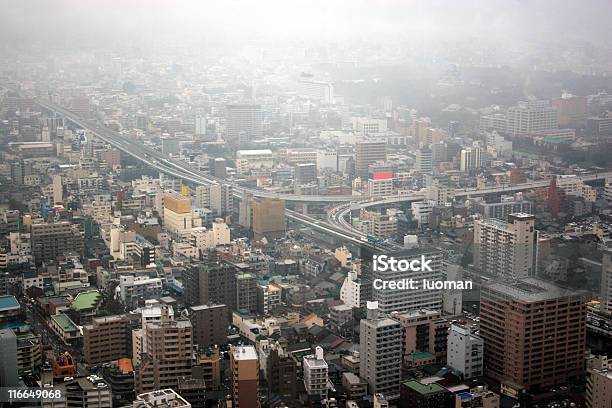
top-left (403, 380), bottom-right (446, 395)
top-left (51, 314), bottom-right (79, 333)
top-left (406, 351), bottom-right (435, 361)
top-left (71, 290), bottom-right (102, 311)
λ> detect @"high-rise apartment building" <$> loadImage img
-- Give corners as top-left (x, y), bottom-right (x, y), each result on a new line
top-left (473, 196), bottom-right (533, 220)
top-left (446, 323), bottom-right (484, 379)
top-left (135, 319), bottom-right (193, 394)
top-left (184, 261), bottom-right (237, 309)
top-left (252, 198), bottom-right (286, 240)
top-left (359, 302), bottom-right (402, 400)
top-left (397, 309), bottom-right (448, 364)
top-left (230, 345), bottom-right (259, 408)
top-left (52, 175), bottom-right (63, 204)
top-left (415, 147), bottom-right (433, 173)
top-left (372, 247), bottom-right (443, 314)
top-left (226, 104), bottom-right (262, 144)
top-left (586, 355), bottom-right (612, 408)
top-left (303, 346), bottom-right (329, 399)
top-left (460, 146), bottom-right (483, 172)
top-left (236, 273), bottom-right (257, 314)
top-left (189, 304), bottom-right (228, 348)
top-left (30, 221), bottom-right (84, 264)
top-left (0, 329), bottom-right (18, 387)
top-left (355, 140), bottom-right (387, 179)
top-left (209, 183), bottom-right (234, 216)
top-left (266, 348), bottom-right (298, 400)
top-left (473, 213), bottom-right (536, 279)
top-left (480, 278), bottom-right (587, 392)
top-left (83, 314), bottom-right (138, 365)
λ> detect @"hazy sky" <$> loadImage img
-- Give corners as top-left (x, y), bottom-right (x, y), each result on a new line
top-left (2, 0), bottom-right (612, 51)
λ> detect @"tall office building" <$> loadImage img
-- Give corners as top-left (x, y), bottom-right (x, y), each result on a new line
top-left (135, 319), bottom-right (193, 394)
top-left (372, 247), bottom-right (443, 314)
top-left (252, 198), bottom-right (286, 240)
top-left (183, 262), bottom-right (237, 310)
top-left (230, 345), bottom-right (259, 408)
top-left (601, 250), bottom-right (612, 314)
top-left (30, 221), bottom-right (84, 264)
top-left (460, 146), bottom-right (483, 172)
top-left (303, 346), bottom-right (329, 399)
top-left (209, 157), bottom-right (227, 179)
top-left (415, 147), bottom-right (433, 173)
top-left (446, 323), bottom-right (484, 379)
top-left (226, 104), bottom-right (262, 144)
top-left (473, 213), bottom-right (536, 280)
top-left (0, 329), bottom-right (18, 387)
top-left (355, 140), bottom-right (387, 179)
top-left (189, 304), bottom-right (228, 348)
top-left (359, 302), bottom-right (402, 400)
top-left (480, 278), bottom-right (586, 392)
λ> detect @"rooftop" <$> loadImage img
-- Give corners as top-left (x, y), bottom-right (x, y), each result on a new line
top-left (483, 277), bottom-right (586, 303)
top-left (232, 345), bottom-right (258, 361)
top-left (402, 380), bottom-right (446, 396)
top-left (71, 290), bottom-right (102, 311)
top-left (51, 314), bottom-right (79, 333)
top-left (0, 295), bottom-right (20, 311)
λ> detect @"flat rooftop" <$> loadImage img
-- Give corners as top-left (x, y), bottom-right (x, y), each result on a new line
top-left (0, 295), bottom-right (20, 311)
top-left (232, 345), bottom-right (258, 361)
top-left (483, 277), bottom-right (586, 303)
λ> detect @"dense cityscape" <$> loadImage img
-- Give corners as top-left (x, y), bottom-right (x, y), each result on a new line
top-left (0, 1), bottom-right (612, 407)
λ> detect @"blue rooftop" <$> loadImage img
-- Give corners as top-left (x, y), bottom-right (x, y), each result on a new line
top-left (0, 295), bottom-right (20, 310)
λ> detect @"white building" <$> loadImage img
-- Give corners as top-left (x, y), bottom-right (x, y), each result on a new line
top-left (303, 346), bottom-right (328, 399)
top-left (447, 323), bottom-right (484, 379)
top-left (460, 146), bottom-right (483, 172)
top-left (359, 302), bottom-right (402, 400)
top-left (340, 270), bottom-right (365, 309)
top-left (473, 213), bottom-right (536, 279)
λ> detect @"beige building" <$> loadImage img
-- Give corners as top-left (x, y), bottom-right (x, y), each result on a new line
top-left (252, 198), bottom-right (286, 240)
top-left (586, 355), bottom-right (612, 408)
top-left (231, 345), bottom-right (259, 408)
top-left (164, 190), bottom-right (198, 239)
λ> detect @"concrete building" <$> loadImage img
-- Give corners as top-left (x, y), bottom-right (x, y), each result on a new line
top-left (586, 355), bottom-right (612, 408)
top-left (460, 146), bottom-right (483, 172)
top-left (0, 329), bottom-right (18, 386)
top-left (189, 304), bottom-right (228, 349)
top-left (415, 147), bottom-right (433, 174)
top-left (135, 319), bottom-right (193, 394)
top-left (355, 140), bottom-right (387, 179)
top-left (252, 198), bottom-right (286, 240)
top-left (118, 276), bottom-right (163, 308)
top-left (473, 196), bottom-right (533, 220)
top-left (296, 77), bottom-right (334, 104)
top-left (230, 345), bottom-right (259, 408)
top-left (303, 346), bottom-right (329, 399)
top-left (183, 261), bottom-right (237, 309)
top-left (30, 221), bottom-right (84, 264)
top-left (226, 104), bottom-right (262, 144)
top-left (506, 101), bottom-right (559, 136)
top-left (236, 273), bottom-right (257, 314)
top-left (474, 213), bottom-right (536, 279)
top-left (397, 309), bottom-right (448, 364)
top-left (447, 323), bottom-right (484, 379)
top-left (163, 190), bottom-right (194, 239)
top-left (83, 314), bottom-right (138, 365)
top-left (480, 278), bottom-right (587, 392)
top-left (61, 375), bottom-right (112, 408)
top-left (552, 94), bottom-right (587, 127)
top-left (134, 389), bottom-right (191, 408)
top-left (340, 270), bottom-right (366, 309)
top-left (359, 301), bottom-right (402, 400)
top-left (295, 162), bottom-right (317, 184)
top-left (372, 247), bottom-right (443, 314)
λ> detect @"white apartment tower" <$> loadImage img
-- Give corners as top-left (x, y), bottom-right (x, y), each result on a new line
top-left (359, 301), bottom-right (402, 400)
top-left (303, 346), bottom-right (328, 399)
top-left (474, 213), bottom-right (536, 280)
top-left (447, 323), bottom-right (484, 379)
